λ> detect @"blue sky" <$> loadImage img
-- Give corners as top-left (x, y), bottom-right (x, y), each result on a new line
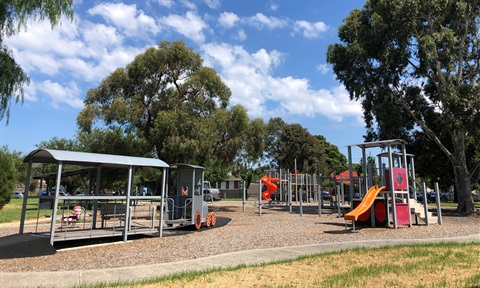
top-left (1, 0), bottom-right (375, 163)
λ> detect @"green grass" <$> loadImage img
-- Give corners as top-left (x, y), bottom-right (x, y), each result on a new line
top-left (68, 242), bottom-right (480, 288)
top-left (440, 201), bottom-right (480, 209)
top-left (0, 198), bottom-right (52, 223)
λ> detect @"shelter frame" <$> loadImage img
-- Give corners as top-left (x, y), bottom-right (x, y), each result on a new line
top-left (19, 149), bottom-right (169, 245)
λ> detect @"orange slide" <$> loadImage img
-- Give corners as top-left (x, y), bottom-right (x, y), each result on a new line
top-left (261, 175), bottom-right (280, 201)
top-left (344, 186), bottom-right (386, 221)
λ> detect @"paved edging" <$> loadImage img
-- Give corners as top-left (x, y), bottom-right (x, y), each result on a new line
top-left (3, 233), bottom-right (479, 288)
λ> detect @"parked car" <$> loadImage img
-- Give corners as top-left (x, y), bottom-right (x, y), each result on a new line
top-left (416, 193), bottom-right (424, 202)
top-left (427, 192), bottom-right (447, 202)
top-left (203, 181), bottom-right (221, 201)
top-left (13, 192), bottom-right (23, 199)
top-left (416, 192), bottom-right (447, 202)
top-left (322, 191), bottom-right (331, 200)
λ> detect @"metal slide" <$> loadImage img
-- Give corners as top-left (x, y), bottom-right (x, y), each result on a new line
top-left (344, 185), bottom-right (386, 221)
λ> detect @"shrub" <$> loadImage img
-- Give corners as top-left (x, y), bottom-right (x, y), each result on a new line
top-left (0, 146), bottom-right (17, 210)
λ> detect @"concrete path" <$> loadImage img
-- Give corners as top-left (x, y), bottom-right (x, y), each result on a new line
top-left (2, 233), bottom-right (479, 288)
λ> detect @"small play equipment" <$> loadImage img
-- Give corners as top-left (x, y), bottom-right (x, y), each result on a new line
top-left (344, 139), bottom-right (412, 230)
top-left (344, 186), bottom-right (386, 230)
top-left (343, 139), bottom-right (443, 230)
top-left (61, 205), bottom-right (85, 228)
top-left (164, 163), bottom-right (216, 230)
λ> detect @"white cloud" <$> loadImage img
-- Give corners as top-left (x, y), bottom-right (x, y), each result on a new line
top-left (203, 0), bottom-right (220, 9)
top-left (23, 81), bottom-right (38, 102)
top-left (61, 45), bottom-right (145, 82)
top-left (161, 12), bottom-right (208, 43)
top-left (5, 17), bottom-right (84, 58)
top-left (201, 43), bottom-right (362, 121)
top-left (268, 0), bottom-right (279, 11)
top-left (181, 0), bottom-right (197, 10)
top-left (236, 29), bottom-right (247, 41)
top-left (293, 20), bottom-right (328, 39)
top-left (316, 64), bottom-right (330, 75)
top-left (88, 3), bottom-right (159, 37)
top-left (218, 11), bottom-right (239, 28)
top-left (157, 0), bottom-right (174, 8)
top-left (247, 13), bottom-right (288, 29)
top-left (5, 8), bottom-right (147, 109)
top-left (13, 50), bottom-right (61, 75)
top-left (82, 22), bottom-right (123, 55)
top-left (36, 80), bottom-right (84, 109)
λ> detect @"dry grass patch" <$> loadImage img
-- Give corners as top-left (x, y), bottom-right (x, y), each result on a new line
top-left (102, 242), bottom-right (480, 288)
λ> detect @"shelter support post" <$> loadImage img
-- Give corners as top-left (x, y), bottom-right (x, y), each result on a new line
top-left (159, 167), bottom-right (167, 237)
top-left (50, 162), bottom-right (63, 246)
top-left (19, 161), bottom-right (32, 234)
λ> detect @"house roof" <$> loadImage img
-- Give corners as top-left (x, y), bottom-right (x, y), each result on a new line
top-left (24, 149), bottom-right (169, 169)
top-left (330, 169), bottom-right (358, 182)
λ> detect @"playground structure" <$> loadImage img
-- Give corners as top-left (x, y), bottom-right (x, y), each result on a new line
top-left (255, 139), bottom-right (442, 231)
top-left (18, 149), bottom-right (216, 246)
top-left (256, 168), bottom-right (340, 216)
top-left (164, 163), bottom-right (216, 230)
top-left (17, 139), bottom-right (443, 247)
top-left (343, 139), bottom-right (442, 230)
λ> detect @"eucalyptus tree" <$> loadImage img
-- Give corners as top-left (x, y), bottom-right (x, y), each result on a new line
top-left (232, 117), bottom-right (267, 190)
top-left (314, 135), bottom-right (348, 175)
top-left (327, 0), bottom-right (479, 213)
top-left (264, 117), bottom-right (287, 168)
top-left (275, 123), bottom-right (324, 174)
top-left (0, 0), bottom-right (74, 123)
top-left (77, 40), bottom-right (246, 179)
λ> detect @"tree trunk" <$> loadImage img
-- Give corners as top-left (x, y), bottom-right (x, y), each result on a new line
top-left (451, 130), bottom-right (475, 214)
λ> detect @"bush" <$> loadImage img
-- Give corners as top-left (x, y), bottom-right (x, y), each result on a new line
top-left (0, 146), bottom-right (17, 210)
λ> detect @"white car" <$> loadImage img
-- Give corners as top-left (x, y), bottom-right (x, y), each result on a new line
top-left (203, 181), bottom-right (222, 201)
top-left (13, 192), bottom-right (23, 199)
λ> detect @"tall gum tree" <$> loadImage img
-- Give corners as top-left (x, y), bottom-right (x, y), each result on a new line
top-left (327, 0), bottom-right (478, 213)
top-left (77, 40), bottom-right (247, 176)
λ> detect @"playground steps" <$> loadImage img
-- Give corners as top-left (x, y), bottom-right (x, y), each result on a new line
top-left (408, 199), bottom-right (438, 224)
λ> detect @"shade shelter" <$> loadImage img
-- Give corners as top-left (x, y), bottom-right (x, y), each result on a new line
top-left (20, 149), bottom-right (169, 245)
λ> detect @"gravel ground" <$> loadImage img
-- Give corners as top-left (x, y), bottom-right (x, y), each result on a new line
top-left (0, 201), bottom-right (478, 273)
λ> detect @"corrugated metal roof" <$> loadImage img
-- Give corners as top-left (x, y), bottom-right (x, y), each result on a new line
top-left (169, 163), bottom-right (205, 170)
top-left (24, 149), bottom-right (169, 168)
top-left (347, 139), bottom-right (406, 149)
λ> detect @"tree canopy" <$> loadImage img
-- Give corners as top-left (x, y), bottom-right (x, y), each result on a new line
top-left (327, 0), bottom-right (479, 213)
top-left (0, 146), bottom-right (17, 209)
top-left (263, 118), bottom-right (347, 176)
top-left (77, 40), bottom-right (245, 184)
top-left (0, 0), bottom-right (74, 123)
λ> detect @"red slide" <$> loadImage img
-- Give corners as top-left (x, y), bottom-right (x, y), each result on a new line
top-left (261, 175), bottom-right (280, 201)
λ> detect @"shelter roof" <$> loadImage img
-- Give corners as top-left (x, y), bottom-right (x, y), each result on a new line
top-left (376, 152), bottom-right (414, 157)
top-left (169, 163), bottom-right (205, 170)
top-left (347, 139), bottom-right (407, 149)
top-left (24, 149), bottom-right (169, 169)
top-left (32, 167), bottom-right (97, 179)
